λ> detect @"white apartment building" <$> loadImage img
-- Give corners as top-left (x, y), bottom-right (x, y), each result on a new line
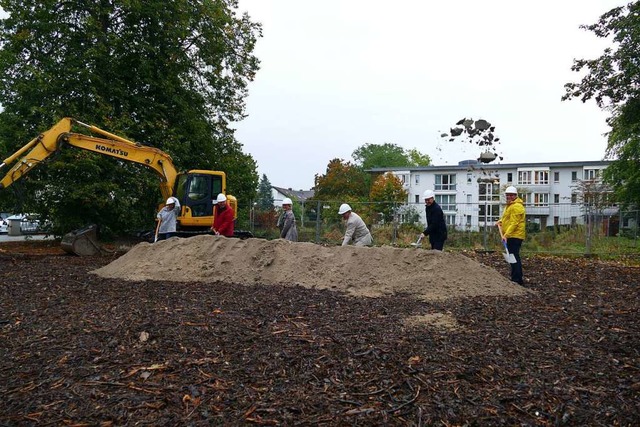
top-left (369, 160), bottom-right (613, 232)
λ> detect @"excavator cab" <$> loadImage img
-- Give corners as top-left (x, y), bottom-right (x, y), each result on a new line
top-left (174, 170), bottom-right (232, 231)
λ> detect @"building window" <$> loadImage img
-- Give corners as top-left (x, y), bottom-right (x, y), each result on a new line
top-left (571, 216), bottom-right (577, 226)
top-left (534, 170), bottom-right (549, 185)
top-left (584, 191), bottom-right (614, 206)
top-left (479, 203), bottom-right (500, 224)
top-left (435, 174), bottom-right (456, 191)
top-left (415, 174), bottom-right (420, 185)
top-left (518, 169), bottom-right (549, 185)
top-left (528, 193), bottom-right (549, 207)
top-left (571, 193), bottom-right (577, 204)
top-left (571, 171), bottom-right (578, 182)
top-left (445, 214), bottom-right (456, 226)
top-left (466, 215), bottom-right (472, 225)
top-left (518, 171), bottom-right (532, 185)
top-left (507, 172), bottom-right (513, 182)
top-left (479, 183), bottom-right (500, 201)
top-left (583, 169), bottom-right (601, 181)
top-left (436, 194), bottom-right (456, 211)
top-left (467, 194), bottom-right (472, 203)
top-left (554, 216), bottom-right (559, 226)
top-left (467, 173), bottom-right (472, 183)
top-left (554, 194), bottom-right (559, 203)
top-left (554, 172), bottom-right (560, 183)
top-left (415, 195), bottom-right (419, 204)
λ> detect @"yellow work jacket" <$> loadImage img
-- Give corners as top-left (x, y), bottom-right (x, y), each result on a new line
top-left (500, 197), bottom-right (526, 240)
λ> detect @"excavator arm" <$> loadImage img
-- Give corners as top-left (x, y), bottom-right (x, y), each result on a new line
top-left (0, 117), bottom-right (178, 200)
top-left (0, 117), bottom-right (240, 237)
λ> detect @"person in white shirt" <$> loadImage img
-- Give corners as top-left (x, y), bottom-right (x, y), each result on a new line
top-left (338, 203), bottom-right (372, 247)
top-left (155, 197), bottom-right (180, 242)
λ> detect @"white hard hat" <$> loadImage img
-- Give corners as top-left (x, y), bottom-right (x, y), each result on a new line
top-left (282, 197), bottom-right (292, 205)
top-left (338, 203), bottom-right (352, 215)
top-left (423, 190), bottom-right (435, 199)
top-left (505, 186), bottom-right (518, 194)
top-left (166, 197), bottom-right (176, 205)
top-left (216, 193), bottom-right (227, 203)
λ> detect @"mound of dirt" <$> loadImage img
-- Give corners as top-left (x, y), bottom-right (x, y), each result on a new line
top-left (94, 235), bottom-right (527, 300)
top-left (94, 235), bottom-right (529, 301)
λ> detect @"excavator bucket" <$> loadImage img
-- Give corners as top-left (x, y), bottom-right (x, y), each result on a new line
top-left (61, 224), bottom-right (103, 256)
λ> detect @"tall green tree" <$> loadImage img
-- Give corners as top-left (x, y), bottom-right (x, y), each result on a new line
top-left (352, 143), bottom-right (431, 169)
top-left (406, 148), bottom-right (432, 167)
top-left (256, 174), bottom-right (274, 211)
top-left (563, 2), bottom-right (640, 207)
top-left (352, 143), bottom-right (407, 169)
top-left (0, 0), bottom-right (260, 235)
top-left (600, 103), bottom-right (640, 206)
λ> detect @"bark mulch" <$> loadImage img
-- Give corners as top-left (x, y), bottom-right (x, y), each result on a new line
top-left (0, 242), bottom-right (638, 426)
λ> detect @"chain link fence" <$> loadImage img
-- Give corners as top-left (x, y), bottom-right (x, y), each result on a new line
top-left (237, 199), bottom-right (640, 259)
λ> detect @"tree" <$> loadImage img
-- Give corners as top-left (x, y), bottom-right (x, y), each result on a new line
top-left (256, 174), bottom-right (274, 211)
top-left (0, 0), bottom-right (260, 235)
top-left (562, 2), bottom-right (640, 207)
top-left (602, 106), bottom-right (640, 206)
top-left (352, 143), bottom-right (431, 169)
top-left (406, 148), bottom-right (432, 167)
top-left (313, 158), bottom-right (369, 201)
top-left (251, 173), bottom-right (276, 234)
top-left (352, 143), bottom-right (408, 169)
top-left (217, 134), bottom-right (259, 226)
top-left (369, 172), bottom-right (408, 222)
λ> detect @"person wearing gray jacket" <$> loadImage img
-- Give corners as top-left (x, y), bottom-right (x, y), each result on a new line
top-left (338, 203), bottom-right (373, 247)
top-left (277, 197), bottom-right (298, 242)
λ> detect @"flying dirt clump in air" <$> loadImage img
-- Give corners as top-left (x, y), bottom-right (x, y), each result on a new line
top-left (94, 235), bottom-right (529, 301)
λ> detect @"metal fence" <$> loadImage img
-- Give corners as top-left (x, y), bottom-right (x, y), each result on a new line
top-left (242, 200), bottom-right (640, 258)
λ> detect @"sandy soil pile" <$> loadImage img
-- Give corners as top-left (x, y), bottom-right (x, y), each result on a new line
top-left (94, 235), bottom-right (528, 301)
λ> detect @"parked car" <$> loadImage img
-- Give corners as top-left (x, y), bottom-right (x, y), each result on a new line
top-left (0, 217), bottom-right (8, 234)
top-left (4, 213), bottom-right (41, 234)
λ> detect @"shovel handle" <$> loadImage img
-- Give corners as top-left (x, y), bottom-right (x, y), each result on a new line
top-left (497, 223), bottom-right (506, 240)
top-left (154, 218), bottom-right (161, 243)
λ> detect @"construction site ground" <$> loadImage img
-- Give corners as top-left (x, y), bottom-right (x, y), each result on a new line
top-left (0, 238), bottom-right (638, 426)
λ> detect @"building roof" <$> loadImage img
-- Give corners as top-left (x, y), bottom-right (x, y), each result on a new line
top-left (272, 186), bottom-right (315, 202)
top-left (367, 159), bottom-right (612, 173)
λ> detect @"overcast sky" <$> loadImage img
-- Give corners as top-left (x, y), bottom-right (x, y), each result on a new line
top-left (234, 1), bottom-right (622, 191)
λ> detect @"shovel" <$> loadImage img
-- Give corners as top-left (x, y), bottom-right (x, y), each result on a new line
top-left (501, 240), bottom-right (517, 264)
top-left (410, 234), bottom-right (423, 247)
top-left (154, 219), bottom-right (161, 243)
top-left (497, 224), bottom-right (517, 264)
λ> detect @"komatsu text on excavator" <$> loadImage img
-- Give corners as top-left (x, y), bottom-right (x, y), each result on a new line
top-left (0, 117), bottom-right (238, 236)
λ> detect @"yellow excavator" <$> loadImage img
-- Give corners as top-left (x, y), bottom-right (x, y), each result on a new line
top-left (0, 117), bottom-right (242, 253)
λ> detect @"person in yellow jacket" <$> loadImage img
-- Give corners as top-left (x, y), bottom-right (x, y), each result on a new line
top-left (496, 186), bottom-right (526, 285)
